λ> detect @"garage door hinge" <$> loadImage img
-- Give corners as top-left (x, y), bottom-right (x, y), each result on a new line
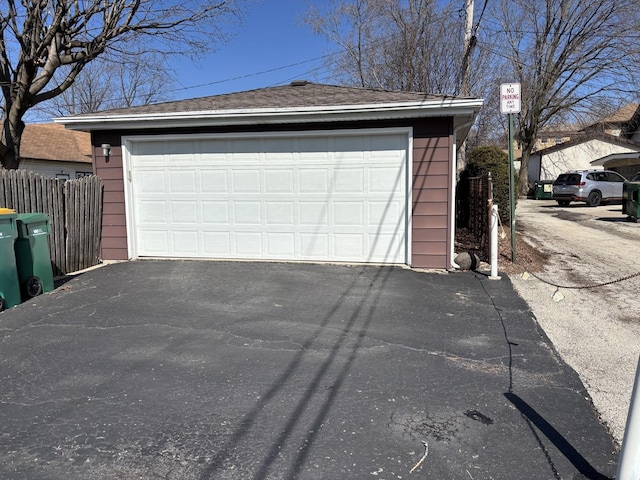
top-left (127, 170), bottom-right (131, 181)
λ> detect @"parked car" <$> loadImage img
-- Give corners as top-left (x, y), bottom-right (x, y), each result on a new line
top-left (552, 169), bottom-right (627, 207)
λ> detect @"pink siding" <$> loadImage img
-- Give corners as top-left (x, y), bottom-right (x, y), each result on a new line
top-left (410, 125), bottom-right (452, 269)
top-left (93, 137), bottom-right (128, 260)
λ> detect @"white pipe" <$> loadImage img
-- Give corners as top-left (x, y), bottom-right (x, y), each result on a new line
top-left (489, 204), bottom-right (501, 280)
top-left (450, 118), bottom-right (476, 269)
top-left (617, 355), bottom-right (640, 480)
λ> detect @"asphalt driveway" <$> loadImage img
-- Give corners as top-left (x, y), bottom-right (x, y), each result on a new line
top-left (0, 261), bottom-right (617, 479)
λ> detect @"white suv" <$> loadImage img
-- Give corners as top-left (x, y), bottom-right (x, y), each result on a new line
top-left (552, 169), bottom-right (627, 207)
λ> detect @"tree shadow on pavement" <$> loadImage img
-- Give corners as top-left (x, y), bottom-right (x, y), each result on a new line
top-left (197, 265), bottom-right (396, 480)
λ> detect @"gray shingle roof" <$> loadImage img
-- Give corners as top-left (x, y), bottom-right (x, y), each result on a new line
top-left (76, 82), bottom-right (453, 117)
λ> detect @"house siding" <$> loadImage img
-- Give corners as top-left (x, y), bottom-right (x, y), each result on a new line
top-left (529, 137), bottom-right (640, 182)
top-left (19, 159), bottom-right (93, 179)
top-left (92, 117), bottom-right (453, 268)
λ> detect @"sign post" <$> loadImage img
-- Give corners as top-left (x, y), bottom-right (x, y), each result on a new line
top-left (500, 83), bottom-right (521, 263)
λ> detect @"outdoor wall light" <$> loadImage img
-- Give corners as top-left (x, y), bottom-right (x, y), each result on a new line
top-left (101, 143), bottom-right (112, 162)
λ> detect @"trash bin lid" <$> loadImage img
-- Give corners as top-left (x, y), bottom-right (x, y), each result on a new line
top-left (16, 213), bottom-right (50, 223)
top-left (16, 213), bottom-right (50, 237)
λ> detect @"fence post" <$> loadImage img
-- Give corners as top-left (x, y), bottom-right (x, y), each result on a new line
top-left (489, 204), bottom-right (501, 280)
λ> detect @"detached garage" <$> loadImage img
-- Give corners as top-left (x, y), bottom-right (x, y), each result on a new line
top-left (59, 82), bottom-right (482, 270)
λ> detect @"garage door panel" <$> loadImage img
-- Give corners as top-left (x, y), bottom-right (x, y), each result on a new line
top-left (370, 167), bottom-right (404, 193)
top-left (170, 201), bottom-right (198, 223)
top-left (369, 234), bottom-right (404, 260)
top-left (129, 131), bottom-right (409, 264)
top-left (298, 169), bottom-right (328, 193)
top-left (235, 232), bottom-right (262, 254)
top-left (203, 232), bottom-right (230, 255)
top-left (266, 233), bottom-right (295, 257)
top-left (232, 170), bottom-right (261, 193)
top-left (234, 202), bottom-right (262, 224)
top-left (140, 230), bottom-right (169, 255)
top-left (266, 202), bottom-right (295, 225)
top-left (200, 170), bottom-right (229, 193)
top-left (139, 201), bottom-right (168, 223)
top-left (334, 234), bottom-right (364, 258)
top-left (300, 233), bottom-right (329, 257)
top-left (202, 201), bottom-right (229, 224)
top-left (369, 202), bottom-right (403, 226)
top-left (137, 171), bottom-right (166, 193)
top-left (334, 169), bottom-right (364, 193)
top-left (333, 202), bottom-right (364, 226)
top-left (169, 170), bottom-right (197, 193)
top-left (265, 170), bottom-right (294, 193)
top-left (172, 231), bottom-right (199, 254)
top-left (299, 202), bottom-right (328, 225)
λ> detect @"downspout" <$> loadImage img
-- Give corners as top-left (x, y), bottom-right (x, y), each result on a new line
top-left (450, 118), bottom-right (476, 269)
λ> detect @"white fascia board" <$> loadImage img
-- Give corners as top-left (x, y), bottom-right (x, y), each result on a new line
top-left (591, 151), bottom-right (640, 166)
top-left (56, 98), bottom-right (484, 131)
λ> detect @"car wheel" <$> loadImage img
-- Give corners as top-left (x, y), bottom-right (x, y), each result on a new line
top-left (557, 200), bottom-right (570, 206)
top-left (587, 191), bottom-right (602, 207)
top-left (0, 297), bottom-right (5, 312)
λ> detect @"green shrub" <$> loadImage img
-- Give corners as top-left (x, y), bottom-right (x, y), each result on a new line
top-left (463, 146), bottom-right (516, 224)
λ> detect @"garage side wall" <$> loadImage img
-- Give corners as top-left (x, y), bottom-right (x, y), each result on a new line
top-left (92, 133), bottom-right (128, 260)
top-left (92, 118), bottom-right (453, 268)
top-left (411, 121), bottom-right (453, 269)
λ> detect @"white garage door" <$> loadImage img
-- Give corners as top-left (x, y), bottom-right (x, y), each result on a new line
top-left (125, 130), bottom-right (409, 264)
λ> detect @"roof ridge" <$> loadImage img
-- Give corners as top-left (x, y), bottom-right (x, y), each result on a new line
top-left (67, 82), bottom-right (463, 118)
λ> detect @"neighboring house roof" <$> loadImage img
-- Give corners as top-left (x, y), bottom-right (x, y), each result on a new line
top-left (582, 103), bottom-right (639, 133)
top-left (530, 131), bottom-right (640, 157)
top-left (58, 81), bottom-right (483, 139)
top-left (622, 103), bottom-right (640, 139)
top-left (599, 103), bottom-right (639, 124)
top-left (21, 123), bottom-right (92, 164)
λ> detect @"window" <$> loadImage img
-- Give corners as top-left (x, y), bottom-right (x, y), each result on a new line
top-left (606, 172), bottom-right (625, 182)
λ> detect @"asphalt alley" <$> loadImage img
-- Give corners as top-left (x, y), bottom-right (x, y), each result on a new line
top-left (0, 260), bottom-right (618, 479)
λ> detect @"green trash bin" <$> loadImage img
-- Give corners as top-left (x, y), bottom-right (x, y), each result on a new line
top-left (534, 180), bottom-right (554, 200)
top-left (0, 213), bottom-right (22, 310)
top-left (623, 181), bottom-right (640, 220)
top-left (14, 213), bottom-right (54, 299)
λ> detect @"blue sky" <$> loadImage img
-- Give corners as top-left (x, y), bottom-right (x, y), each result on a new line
top-left (170, 0), bottom-right (334, 100)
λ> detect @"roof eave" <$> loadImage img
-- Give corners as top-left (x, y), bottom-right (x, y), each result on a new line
top-left (56, 99), bottom-right (484, 131)
top-left (591, 152), bottom-right (640, 166)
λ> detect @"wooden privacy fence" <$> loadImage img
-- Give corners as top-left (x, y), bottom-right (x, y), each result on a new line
top-left (0, 170), bottom-right (103, 276)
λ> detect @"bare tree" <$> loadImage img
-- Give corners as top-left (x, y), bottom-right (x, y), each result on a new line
top-left (491, 0), bottom-right (640, 194)
top-left (306, 0), bottom-right (471, 95)
top-left (33, 51), bottom-right (174, 118)
top-left (0, 0), bottom-right (243, 169)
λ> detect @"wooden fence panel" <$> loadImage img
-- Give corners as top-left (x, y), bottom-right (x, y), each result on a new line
top-left (0, 170), bottom-right (103, 276)
top-left (65, 176), bottom-right (103, 273)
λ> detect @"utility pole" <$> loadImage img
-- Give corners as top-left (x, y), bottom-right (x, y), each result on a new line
top-left (458, 0), bottom-right (475, 176)
top-left (461, 0), bottom-right (474, 98)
